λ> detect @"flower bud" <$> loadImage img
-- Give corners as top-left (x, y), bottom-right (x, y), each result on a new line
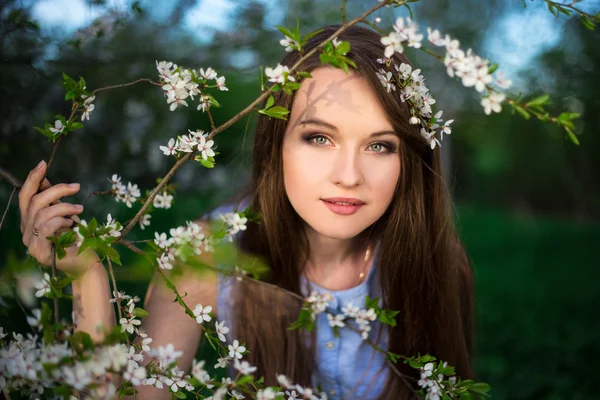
top-left (409, 116), bottom-right (420, 125)
top-left (374, 17), bottom-right (381, 24)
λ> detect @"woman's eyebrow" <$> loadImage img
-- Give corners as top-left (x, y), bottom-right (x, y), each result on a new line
top-left (298, 117), bottom-right (399, 138)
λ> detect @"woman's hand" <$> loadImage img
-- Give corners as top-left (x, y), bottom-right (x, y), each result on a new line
top-left (19, 160), bottom-right (100, 277)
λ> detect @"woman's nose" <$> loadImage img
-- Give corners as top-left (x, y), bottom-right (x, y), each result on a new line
top-left (329, 148), bottom-right (364, 188)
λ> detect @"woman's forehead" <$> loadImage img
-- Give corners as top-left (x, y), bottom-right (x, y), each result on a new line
top-left (287, 68), bottom-right (392, 132)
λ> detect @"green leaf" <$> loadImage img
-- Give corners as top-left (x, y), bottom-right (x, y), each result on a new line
top-left (297, 71), bottom-right (313, 79)
top-left (275, 26), bottom-right (295, 41)
top-left (511, 104), bottom-right (531, 120)
top-left (132, 308), bottom-right (149, 318)
top-left (265, 95), bottom-right (275, 110)
top-left (547, 3), bottom-right (559, 17)
top-left (65, 90), bottom-right (77, 100)
top-left (62, 72), bottom-right (76, 88)
top-left (487, 63), bottom-right (499, 74)
top-left (564, 127), bottom-right (580, 145)
top-left (173, 390), bottom-right (187, 399)
top-left (335, 41), bottom-right (350, 56)
top-left (236, 375), bottom-right (254, 386)
top-left (263, 106), bottom-right (290, 120)
top-left (198, 158), bottom-right (215, 168)
top-left (70, 122), bottom-right (84, 131)
top-left (54, 276), bottom-right (74, 289)
top-left (557, 6), bottom-right (571, 16)
top-left (581, 15), bottom-right (596, 30)
top-left (525, 94), bottom-right (550, 108)
top-left (303, 28), bottom-right (324, 43)
top-left (104, 246), bottom-right (122, 265)
top-left (69, 331), bottom-right (94, 354)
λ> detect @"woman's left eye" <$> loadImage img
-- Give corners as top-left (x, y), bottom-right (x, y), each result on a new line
top-left (368, 142), bottom-right (394, 154)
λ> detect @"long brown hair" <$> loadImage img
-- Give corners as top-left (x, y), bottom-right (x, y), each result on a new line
top-left (217, 24), bottom-right (475, 399)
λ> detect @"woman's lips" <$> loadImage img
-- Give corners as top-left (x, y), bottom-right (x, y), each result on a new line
top-left (321, 199), bottom-right (364, 215)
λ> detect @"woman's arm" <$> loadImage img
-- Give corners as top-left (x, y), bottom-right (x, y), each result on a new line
top-left (71, 259), bottom-right (117, 342)
top-left (129, 220), bottom-right (218, 399)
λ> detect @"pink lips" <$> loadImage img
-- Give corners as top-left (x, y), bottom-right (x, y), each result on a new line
top-left (321, 197), bottom-right (365, 215)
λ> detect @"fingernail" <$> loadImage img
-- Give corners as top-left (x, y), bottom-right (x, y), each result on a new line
top-left (69, 183), bottom-right (80, 188)
top-left (74, 204), bottom-right (83, 210)
top-left (35, 160), bottom-right (45, 170)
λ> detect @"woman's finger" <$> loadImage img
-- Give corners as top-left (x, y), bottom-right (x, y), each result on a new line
top-left (29, 183), bottom-right (80, 216)
top-left (33, 203), bottom-right (84, 227)
top-left (18, 160), bottom-right (47, 230)
top-left (38, 216), bottom-right (76, 239)
top-left (28, 217), bottom-right (76, 265)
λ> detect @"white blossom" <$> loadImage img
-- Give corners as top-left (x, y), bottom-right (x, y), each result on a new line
top-left (153, 191), bottom-right (174, 209)
top-left (119, 316), bottom-right (141, 334)
top-left (193, 304), bottom-right (212, 324)
top-left (34, 273), bottom-right (51, 298)
top-left (228, 340), bottom-right (246, 359)
top-left (265, 64), bottom-right (295, 84)
top-left (216, 76), bottom-right (228, 91)
top-left (215, 320), bottom-right (229, 342)
top-left (214, 356), bottom-right (231, 369)
top-left (327, 313), bottom-right (345, 328)
top-left (49, 120), bottom-right (65, 135)
top-left (196, 133), bottom-right (215, 160)
top-left (139, 214), bottom-right (151, 230)
top-left (159, 138), bottom-right (178, 156)
top-left (257, 388), bottom-right (278, 400)
top-left (279, 36), bottom-right (297, 52)
top-left (481, 92), bottom-right (506, 115)
top-left (200, 67), bottom-right (218, 80)
top-left (26, 309), bottom-right (42, 330)
top-left (234, 358), bottom-right (257, 375)
top-left (152, 344), bottom-right (183, 369)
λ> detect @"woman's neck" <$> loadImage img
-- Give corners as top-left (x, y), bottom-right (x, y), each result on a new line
top-left (302, 226), bottom-right (375, 291)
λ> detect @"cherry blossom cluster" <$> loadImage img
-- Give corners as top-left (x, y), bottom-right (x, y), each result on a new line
top-left (425, 28), bottom-right (512, 115)
top-left (33, 273), bottom-right (52, 298)
top-left (276, 374), bottom-right (329, 400)
top-left (156, 61), bottom-right (228, 112)
top-left (418, 361), bottom-right (458, 400)
top-left (159, 129), bottom-right (216, 161)
top-left (0, 328), bottom-right (131, 397)
top-left (109, 174), bottom-right (141, 208)
top-left (80, 95), bottom-right (96, 121)
top-left (219, 211), bottom-right (248, 242)
top-left (306, 291), bottom-right (334, 319)
top-left (113, 291), bottom-right (142, 335)
top-left (72, 213), bottom-right (122, 248)
top-left (376, 59), bottom-right (450, 149)
top-left (153, 221), bottom-right (213, 270)
top-left (265, 63), bottom-right (296, 84)
top-left (339, 303), bottom-right (378, 340)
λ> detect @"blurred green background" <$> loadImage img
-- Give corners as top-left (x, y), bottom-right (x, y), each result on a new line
top-left (0, 0), bottom-right (598, 398)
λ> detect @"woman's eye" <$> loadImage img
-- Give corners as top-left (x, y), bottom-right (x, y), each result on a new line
top-left (368, 143), bottom-right (392, 153)
top-left (308, 135), bottom-right (330, 146)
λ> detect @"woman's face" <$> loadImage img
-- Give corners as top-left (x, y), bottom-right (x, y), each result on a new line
top-left (282, 67), bottom-right (401, 241)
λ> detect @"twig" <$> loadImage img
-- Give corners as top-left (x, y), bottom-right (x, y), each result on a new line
top-left (0, 186), bottom-right (16, 231)
top-left (341, 0), bottom-right (348, 23)
top-left (0, 167), bottom-right (21, 188)
top-left (82, 190), bottom-right (112, 207)
top-left (92, 78), bottom-right (161, 95)
top-left (545, 0), bottom-right (599, 20)
top-left (206, 109), bottom-right (216, 131)
top-left (360, 17), bottom-right (386, 35)
top-left (51, 246), bottom-right (60, 325)
top-left (107, 257), bottom-right (129, 347)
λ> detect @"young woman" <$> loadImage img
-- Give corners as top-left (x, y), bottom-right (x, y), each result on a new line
top-left (18, 25), bottom-right (474, 399)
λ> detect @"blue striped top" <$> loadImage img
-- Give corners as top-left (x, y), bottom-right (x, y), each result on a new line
top-left (206, 202), bottom-right (389, 399)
